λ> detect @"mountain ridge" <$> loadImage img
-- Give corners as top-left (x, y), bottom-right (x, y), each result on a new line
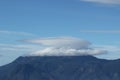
top-left (0, 55), bottom-right (120, 80)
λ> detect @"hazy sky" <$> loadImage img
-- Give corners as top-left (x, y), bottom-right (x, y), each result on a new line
top-left (0, 0), bottom-right (120, 66)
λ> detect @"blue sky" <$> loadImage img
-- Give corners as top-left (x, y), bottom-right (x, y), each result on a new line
top-left (0, 0), bottom-right (120, 66)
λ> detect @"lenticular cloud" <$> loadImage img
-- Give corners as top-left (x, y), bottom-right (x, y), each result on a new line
top-left (22, 37), bottom-right (107, 56)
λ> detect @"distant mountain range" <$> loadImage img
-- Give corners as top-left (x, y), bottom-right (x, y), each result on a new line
top-left (0, 55), bottom-right (120, 80)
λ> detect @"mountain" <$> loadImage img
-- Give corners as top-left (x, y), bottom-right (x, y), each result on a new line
top-left (0, 55), bottom-right (120, 80)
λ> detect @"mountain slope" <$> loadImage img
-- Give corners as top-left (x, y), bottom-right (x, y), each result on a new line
top-left (0, 56), bottom-right (120, 80)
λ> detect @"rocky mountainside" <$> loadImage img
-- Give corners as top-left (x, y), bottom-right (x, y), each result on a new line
top-left (0, 55), bottom-right (120, 80)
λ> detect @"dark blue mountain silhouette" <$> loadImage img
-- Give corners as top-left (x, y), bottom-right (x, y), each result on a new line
top-left (0, 55), bottom-right (120, 80)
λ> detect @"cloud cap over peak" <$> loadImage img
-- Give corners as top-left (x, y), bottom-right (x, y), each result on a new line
top-left (22, 37), bottom-right (107, 56)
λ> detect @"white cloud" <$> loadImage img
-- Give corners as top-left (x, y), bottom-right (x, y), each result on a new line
top-left (32, 47), bottom-right (107, 56)
top-left (81, 0), bottom-right (120, 4)
top-left (23, 37), bottom-right (107, 56)
top-left (80, 30), bottom-right (120, 34)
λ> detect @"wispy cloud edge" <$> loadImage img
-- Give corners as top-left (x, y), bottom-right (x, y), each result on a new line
top-left (0, 30), bottom-right (36, 36)
top-left (80, 30), bottom-right (120, 33)
top-left (81, 0), bottom-right (120, 5)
